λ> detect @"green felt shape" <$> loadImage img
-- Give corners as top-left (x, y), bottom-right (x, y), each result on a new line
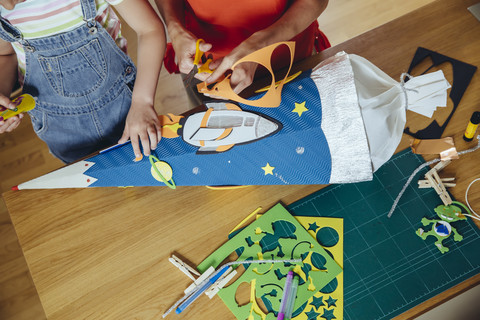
top-left (197, 203), bottom-right (343, 320)
top-left (316, 227), bottom-right (339, 247)
top-left (325, 296), bottom-right (337, 308)
top-left (321, 308), bottom-right (336, 320)
top-left (310, 296), bottom-right (325, 310)
top-left (308, 222), bottom-right (320, 232)
top-left (416, 203), bottom-right (468, 254)
top-left (306, 307), bottom-right (321, 320)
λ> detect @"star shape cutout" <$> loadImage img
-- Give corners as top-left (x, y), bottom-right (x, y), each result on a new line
top-left (310, 295), bottom-right (325, 310)
top-left (325, 296), bottom-right (337, 308)
top-left (305, 307), bottom-right (321, 320)
top-left (292, 101), bottom-right (308, 116)
top-left (308, 222), bottom-right (320, 232)
top-left (321, 308), bottom-right (336, 320)
top-left (262, 163), bottom-right (275, 175)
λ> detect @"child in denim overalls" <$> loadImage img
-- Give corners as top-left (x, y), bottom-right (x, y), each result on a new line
top-left (0, 0), bottom-right (165, 163)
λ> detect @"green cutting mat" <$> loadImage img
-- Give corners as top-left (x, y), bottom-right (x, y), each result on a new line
top-left (288, 148), bottom-right (480, 320)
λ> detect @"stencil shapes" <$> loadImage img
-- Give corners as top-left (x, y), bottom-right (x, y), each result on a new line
top-left (197, 204), bottom-right (342, 320)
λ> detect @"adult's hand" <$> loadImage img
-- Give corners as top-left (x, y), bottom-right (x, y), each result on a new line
top-left (204, 34), bottom-right (266, 94)
top-left (171, 30), bottom-right (213, 77)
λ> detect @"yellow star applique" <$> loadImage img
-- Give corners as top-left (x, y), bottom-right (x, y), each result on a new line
top-left (292, 101), bottom-right (308, 117)
top-left (262, 163), bottom-right (275, 175)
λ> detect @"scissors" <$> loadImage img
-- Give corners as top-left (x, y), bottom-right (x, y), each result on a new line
top-left (183, 39), bottom-right (214, 87)
top-left (0, 94), bottom-right (35, 121)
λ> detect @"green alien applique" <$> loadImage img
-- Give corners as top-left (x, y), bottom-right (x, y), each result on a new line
top-left (416, 202), bottom-right (471, 253)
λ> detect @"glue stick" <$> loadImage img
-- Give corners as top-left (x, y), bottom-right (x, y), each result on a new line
top-left (463, 111), bottom-right (480, 141)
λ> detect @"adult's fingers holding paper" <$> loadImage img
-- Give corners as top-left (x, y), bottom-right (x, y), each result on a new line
top-left (206, 56), bottom-right (233, 84)
top-left (230, 62), bottom-right (257, 94)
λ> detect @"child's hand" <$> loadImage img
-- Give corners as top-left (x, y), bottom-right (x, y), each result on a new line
top-left (0, 94), bottom-right (23, 134)
top-left (118, 101), bottom-right (162, 159)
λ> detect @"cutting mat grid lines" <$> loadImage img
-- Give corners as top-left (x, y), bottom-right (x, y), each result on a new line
top-left (288, 149), bottom-right (480, 320)
top-left (347, 235), bottom-right (479, 297)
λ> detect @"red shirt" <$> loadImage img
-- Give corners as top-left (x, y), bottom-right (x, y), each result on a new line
top-left (164, 0), bottom-right (330, 73)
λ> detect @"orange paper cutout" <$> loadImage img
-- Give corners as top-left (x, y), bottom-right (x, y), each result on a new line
top-left (255, 70), bottom-right (302, 93)
top-left (159, 113), bottom-right (184, 138)
top-left (410, 137), bottom-right (459, 160)
top-left (197, 41), bottom-right (295, 108)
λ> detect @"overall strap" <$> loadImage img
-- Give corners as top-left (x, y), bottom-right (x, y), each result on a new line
top-left (0, 16), bottom-right (23, 43)
top-left (80, 0), bottom-right (98, 23)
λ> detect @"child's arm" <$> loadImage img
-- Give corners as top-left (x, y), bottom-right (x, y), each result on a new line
top-left (0, 38), bottom-right (21, 134)
top-left (115, 0), bottom-right (166, 158)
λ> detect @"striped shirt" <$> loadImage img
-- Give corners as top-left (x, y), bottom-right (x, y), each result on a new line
top-left (1, 0), bottom-right (126, 78)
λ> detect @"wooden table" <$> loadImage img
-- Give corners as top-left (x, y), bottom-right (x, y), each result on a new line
top-left (3, 0), bottom-right (480, 318)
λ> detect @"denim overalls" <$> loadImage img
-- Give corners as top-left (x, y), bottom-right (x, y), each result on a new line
top-left (0, 0), bottom-right (136, 163)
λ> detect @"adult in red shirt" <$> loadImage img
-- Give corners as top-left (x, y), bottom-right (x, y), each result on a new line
top-left (156, 0), bottom-right (330, 95)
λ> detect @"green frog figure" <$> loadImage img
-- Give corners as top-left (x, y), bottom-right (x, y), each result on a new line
top-left (416, 202), bottom-right (471, 254)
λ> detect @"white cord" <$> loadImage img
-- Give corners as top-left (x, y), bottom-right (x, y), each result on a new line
top-left (464, 214), bottom-right (480, 222)
top-left (162, 258), bottom-right (302, 318)
top-left (388, 136), bottom-right (480, 218)
top-left (465, 178), bottom-right (480, 220)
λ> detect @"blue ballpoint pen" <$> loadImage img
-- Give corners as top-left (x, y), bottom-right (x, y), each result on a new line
top-left (175, 265), bottom-right (230, 314)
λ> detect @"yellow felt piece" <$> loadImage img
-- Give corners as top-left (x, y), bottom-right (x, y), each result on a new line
top-left (248, 279), bottom-right (267, 320)
top-left (261, 163), bottom-right (275, 175)
top-left (159, 113), bottom-right (184, 138)
top-left (0, 94), bottom-right (35, 120)
top-left (206, 185), bottom-right (251, 190)
top-left (229, 207), bottom-right (263, 235)
top-left (294, 217), bottom-right (344, 320)
top-left (254, 71), bottom-right (302, 93)
top-left (292, 101), bottom-right (308, 117)
top-left (150, 160), bottom-right (173, 182)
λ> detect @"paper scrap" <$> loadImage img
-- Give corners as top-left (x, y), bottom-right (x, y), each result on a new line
top-left (410, 137), bottom-right (459, 160)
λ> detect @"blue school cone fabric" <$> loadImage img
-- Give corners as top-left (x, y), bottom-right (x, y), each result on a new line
top-left (17, 53), bottom-right (373, 189)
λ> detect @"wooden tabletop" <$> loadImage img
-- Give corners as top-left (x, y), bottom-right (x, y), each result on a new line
top-left (3, 0), bottom-right (480, 319)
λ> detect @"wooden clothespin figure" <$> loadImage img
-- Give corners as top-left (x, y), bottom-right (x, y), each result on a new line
top-left (169, 254), bottom-right (201, 281)
top-left (204, 266), bottom-right (237, 299)
top-left (418, 160), bottom-right (455, 205)
top-left (169, 254), bottom-right (236, 298)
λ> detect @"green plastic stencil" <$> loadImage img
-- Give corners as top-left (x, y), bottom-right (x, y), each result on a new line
top-left (198, 203), bottom-right (343, 320)
top-left (288, 148), bottom-right (480, 320)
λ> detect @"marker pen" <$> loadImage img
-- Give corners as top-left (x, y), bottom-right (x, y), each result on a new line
top-left (284, 275), bottom-right (299, 320)
top-left (175, 265), bottom-right (229, 314)
top-left (277, 271), bottom-right (294, 320)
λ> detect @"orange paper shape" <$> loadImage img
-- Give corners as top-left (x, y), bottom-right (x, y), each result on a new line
top-left (410, 137), bottom-right (459, 160)
top-left (197, 41), bottom-right (295, 108)
top-left (159, 113), bottom-right (184, 138)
